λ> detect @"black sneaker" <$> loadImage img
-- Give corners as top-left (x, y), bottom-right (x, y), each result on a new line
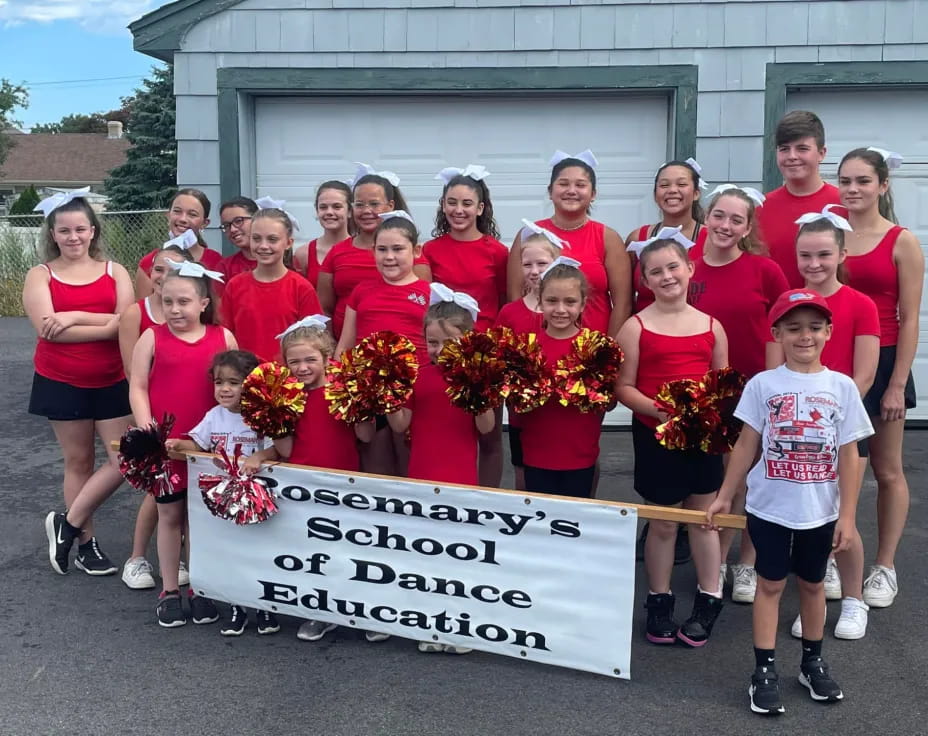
top-left (749, 666), bottom-right (785, 715)
top-left (189, 595), bottom-right (219, 625)
top-left (44, 511), bottom-right (80, 575)
top-left (74, 537), bottom-right (118, 576)
top-left (220, 605), bottom-right (247, 636)
top-left (157, 591), bottom-right (186, 628)
top-left (674, 526), bottom-right (691, 565)
top-left (644, 593), bottom-right (678, 645)
top-left (799, 656), bottom-right (844, 702)
top-left (677, 591), bottom-right (724, 647)
top-left (256, 610), bottom-right (280, 635)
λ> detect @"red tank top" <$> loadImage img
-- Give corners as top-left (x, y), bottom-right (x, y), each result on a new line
top-left (633, 314), bottom-right (715, 428)
top-left (304, 239), bottom-right (321, 288)
top-left (138, 297), bottom-right (160, 335)
top-left (33, 262), bottom-right (124, 388)
top-left (632, 224), bottom-right (707, 313)
top-left (845, 225), bottom-right (904, 347)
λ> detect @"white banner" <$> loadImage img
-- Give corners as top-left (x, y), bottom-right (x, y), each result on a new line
top-left (186, 456), bottom-right (637, 679)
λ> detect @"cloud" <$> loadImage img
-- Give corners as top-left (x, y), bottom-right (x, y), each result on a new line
top-left (0, 0), bottom-right (158, 34)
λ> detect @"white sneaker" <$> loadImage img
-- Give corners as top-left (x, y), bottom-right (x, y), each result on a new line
top-left (863, 565), bottom-right (898, 608)
top-left (823, 557), bottom-right (842, 600)
top-left (418, 640), bottom-right (444, 653)
top-left (834, 597), bottom-right (868, 640)
top-left (365, 630), bottom-right (391, 643)
top-left (178, 561), bottom-right (190, 587)
top-left (731, 564), bottom-right (757, 604)
top-left (121, 556), bottom-right (155, 590)
top-left (718, 563), bottom-right (728, 596)
top-left (790, 608), bottom-right (827, 639)
top-left (297, 619), bottom-right (337, 642)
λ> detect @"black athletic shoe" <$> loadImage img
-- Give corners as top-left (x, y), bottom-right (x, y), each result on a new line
top-left (220, 605), bottom-right (247, 636)
top-left (157, 592), bottom-right (186, 628)
top-left (44, 511), bottom-right (80, 575)
top-left (74, 537), bottom-right (118, 576)
top-left (749, 666), bottom-right (785, 715)
top-left (799, 656), bottom-right (844, 702)
top-left (677, 591), bottom-right (724, 647)
top-left (256, 610), bottom-right (281, 635)
top-left (189, 595), bottom-right (220, 624)
top-left (674, 526), bottom-right (691, 565)
top-left (644, 593), bottom-right (678, 645)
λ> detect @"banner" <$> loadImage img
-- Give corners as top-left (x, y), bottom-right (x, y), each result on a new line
top-left (186, 456), bottom-right (637, 679)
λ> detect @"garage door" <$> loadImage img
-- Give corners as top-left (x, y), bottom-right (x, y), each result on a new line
top-left (788, 90), bottom-right (928, 420)
top-left (254, 93), bottom-right (672, 426)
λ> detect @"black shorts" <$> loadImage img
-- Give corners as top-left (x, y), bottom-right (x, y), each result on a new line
top-left (28, 373), bottom-right (131, 421)
top-left (863, 345), bottom-right (916, 417)
top-left (857, 438), bottom-right (869, 459)
top-left (747, 513), bottom-right (835, 583)
top-left (508, 427), bottom-right (524, 468)
top-left (155, 490), bottom-right (188, 505)
top-left (524, 465), bottom-right (594, 498)
top-left (632, 417), bottom-right (723, 506)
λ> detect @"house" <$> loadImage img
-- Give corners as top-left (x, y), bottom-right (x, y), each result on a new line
top-left (129, 0), bottom-right (928, 419)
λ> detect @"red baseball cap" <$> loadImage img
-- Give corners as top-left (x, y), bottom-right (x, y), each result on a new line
top-left (768, 289), bottom-right (832, 328)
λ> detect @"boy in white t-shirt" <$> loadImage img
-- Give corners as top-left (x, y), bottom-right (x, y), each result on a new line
top-left (707, 289), bottom-right (873, 717)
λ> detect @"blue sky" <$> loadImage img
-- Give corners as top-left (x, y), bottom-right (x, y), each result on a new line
top-left (0, 0), bottom-right (168, 129)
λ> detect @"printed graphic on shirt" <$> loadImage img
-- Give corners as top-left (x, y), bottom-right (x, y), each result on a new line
top-left (208, 433), bottom-right (259, 454)
top-left (408, 292), bottom-right (426, 306)
top-left (764, 391), bottom-right (839, 483)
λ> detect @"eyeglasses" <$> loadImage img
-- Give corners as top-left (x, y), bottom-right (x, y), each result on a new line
top-left (352, 201), bottom-right (386, 211)
top-left (219, 216), bottom-right (253, 232)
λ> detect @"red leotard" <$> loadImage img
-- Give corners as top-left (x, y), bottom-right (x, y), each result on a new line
top-left (33, 262), bottom-right (124, 388)
top-left (138, 296), bottom-right (160, 335)
top-left (407, 363), bottom-right (479, 485)
top-left (845, 226), bottom-right (905, 347)
top-left (139, 245), bottom-right (223, 278)
top-left (633, 315), bottom-right (716, 429)
top-left (347, 278), bottom-right (430, 356)
top-left (821, 286), bottom-right (881, 377)
top-left (422, 233), bottom-right (508, 330)
top-left (289, 386), bottom-right (359, 471)
top-left (219, 250), bottom-right (258, 282)
top-left (632, 224), bottom-right (707, 313)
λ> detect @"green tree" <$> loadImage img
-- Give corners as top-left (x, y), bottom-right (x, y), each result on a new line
top-left (8, 185), bottom-right (43, 226)
top-left (0, 79), bottom-right (29, 170)
top-left (32, 113), bottom-right (107, 134)
top-left (105, 65), bottom-right (176, 210)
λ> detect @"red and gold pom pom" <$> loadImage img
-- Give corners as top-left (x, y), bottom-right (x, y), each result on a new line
top-left (700, 367), bottom-right (747, 454)
top-left (326, 330), bottom-right (419, 423)
top-left (496, 330), bottom-right (553, 414)
top-left (436, 327), bottom-right (510, 414)
top-left (118, 414), bottom-right (180, 498)
top-left (240, 362), bottom-right (306, 439)
top-left (654, 378), bottom-right (713, 451)
top-left (198, 444), bottom-right (279, 525)
top-left (553, 329), bottom-right (624, 413)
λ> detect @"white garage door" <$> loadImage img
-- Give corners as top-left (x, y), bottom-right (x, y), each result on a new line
top-left (254, 93), bottom-right (672, 426)
top-left (788, 90), bottom-right (928, 420)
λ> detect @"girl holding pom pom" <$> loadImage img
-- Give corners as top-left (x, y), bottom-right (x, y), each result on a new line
top-left (129, 263), bottom-right (236, 628)
top-left (615, 237), bottom-right (728, 648)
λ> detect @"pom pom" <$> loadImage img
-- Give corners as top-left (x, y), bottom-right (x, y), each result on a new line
top-left (436, 328), bottom-right (510, 414)
top-left (654, 379), bottom-right (713, 451)
top-left (118, 414), bottom-right (180, 497)
top-left (240, 362), bottom-right (306, 439)
top-left (198, 444), bottom-right (279, 525)
top-left (553, 328), bottom-right (624, 413)
top-left (326, 330), bottom-right (419, 423)
top-left (700, 367), bottom-right (747, 454)
top-left (496, 330), bottom-right (553, 414)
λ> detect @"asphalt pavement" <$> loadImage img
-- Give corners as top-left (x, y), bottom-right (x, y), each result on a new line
top-left (1, 316), bottom-right (925, 736)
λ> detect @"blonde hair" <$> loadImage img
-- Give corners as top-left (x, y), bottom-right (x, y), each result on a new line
top-left (520, 232), bottom-right (561, 260)
top-left (706, 190), bottom-right (765, 254)
top-left (281, 326), bottom-right (335, 362)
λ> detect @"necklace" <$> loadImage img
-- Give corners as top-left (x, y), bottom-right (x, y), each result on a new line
top-left (552, 217), bottom-right (588, 231)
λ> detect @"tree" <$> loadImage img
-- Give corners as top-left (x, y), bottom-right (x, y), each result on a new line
top-left (8, 185), bottom-right (43, 226)
top-left (31, 98), bottom-right (134, 135)
top-left (0, 79), bottom-right (29, 171)
top-left (105, 65), bottom-right (176, 210)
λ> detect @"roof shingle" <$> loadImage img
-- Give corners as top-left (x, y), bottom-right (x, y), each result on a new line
top-left (0, 133), bottom-right (130, 185)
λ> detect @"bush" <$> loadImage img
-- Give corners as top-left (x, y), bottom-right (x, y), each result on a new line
top-left (8, 186), bottom-right (43, 226)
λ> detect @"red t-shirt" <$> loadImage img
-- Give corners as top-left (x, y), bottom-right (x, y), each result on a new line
top-left (319, 238), bottom-right (376, 338)
top-left (289, 385), bottom-right (359, 471)
top-left (138, 244), bottom-right (223, 277)
top-left (407, 363), bottom-right (479, 485)
top-left (536, 219), bottom-right (611, 333)
top-left (219, 251), bottom-right (257, 281)
top-left (519, 332), bottom-right (604, 470)
top-left (821, 286), bottom-right (880, 377)
top-left (631, 224), bottom-right (708, 313)
top-left (221, 270), bottom-right (322, 362)
top-left (347, 278), bottom-right (430, 356)
top-left (756, 183), bottom-right (841, 288)
top-left (494, 298), bottom-right (543, 336)
top-left (422, 233), bottom-right (508, 330)
top-left (845, 226), bottom-right (905, 347)
top-left (688, 253), bottom-right (788, 378)
top-left (33, 262), bottom-right (124, 388)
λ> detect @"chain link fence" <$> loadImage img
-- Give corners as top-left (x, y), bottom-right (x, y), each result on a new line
top-left (0, 210), bottom-right (167, 316)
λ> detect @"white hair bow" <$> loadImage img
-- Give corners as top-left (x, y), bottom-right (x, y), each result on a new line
top-left (540, 255), bottom-right (582, 280)
top-left (549, 149), bottom-right (598, 170)
top-left (378, 210), bottom-right (416, 225)
top-left (435, 164), bottom-right (490, 184)
top-left (519, 219), bottom-right (568, 250)
top-left (867, 147), bottom-right (904, 170)
top-left (167, 260), bottom-right (224, 282)
top-left (626, 226), bottom-right (696, 256)
top-left (429, 283), bottom-right (480, 321)
top-left (795, 203), bottom-right (852, 232)
top-left (707, 183), bottom-right (765, 207)
top-left (685, 157), bottom-right (709, 190)
top-left (162, 230), bottom-right (198, 251)
top-left (33, 187), bottom-right (91, 217)
top-left (352, 162), bottom-right (401, 187)
top-left (275, 314), bottom-right (331, 340)
top-left (254, 196), bottom-right (301, 232)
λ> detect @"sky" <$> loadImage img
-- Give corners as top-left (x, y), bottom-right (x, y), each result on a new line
top-left (0, 0), bottom-right (169, 129)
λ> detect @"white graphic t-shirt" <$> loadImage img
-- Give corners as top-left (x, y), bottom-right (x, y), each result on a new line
top-left (189, 406), bottom-right (268, 457)
top-left (736, 365), bottom-right (873, 529)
